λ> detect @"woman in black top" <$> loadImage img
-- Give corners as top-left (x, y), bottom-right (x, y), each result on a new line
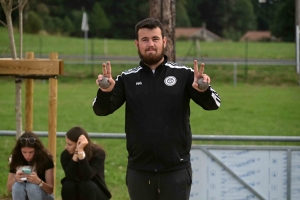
top-left (6, 132), bottom-right (54, 200)
top-left (60, 126), bottom-right (111, 200)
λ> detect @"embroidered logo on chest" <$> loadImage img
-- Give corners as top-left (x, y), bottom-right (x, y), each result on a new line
top-left (164, 76), bottom-right (177, 86)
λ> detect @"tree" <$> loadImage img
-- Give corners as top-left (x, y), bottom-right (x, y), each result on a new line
top-left (270, 0), bottom-right (295, 41)
top-left (250, 0), bottom-right (285, 31)
top-left (24, 11), bottom-right (43, 33)
top-left (1, 0), bottom-right (296, 41)
top-left (61, 16), bottom-right (75, 36)
top-left (0, 0), bottom-right (17, 58)
top-left (67, 10), bottom-right (84, 37)
top-left (101, 0), bottom-right (148, 39)
top-left (89, 2), bottom-right (110, 37)
top-left (186, 0), bottom-right (224, 36)
top-left (176, 0), bottom-right (191, 27)
top-left (221, 0), bottom-right (257, 41)
top-left (18, 0), bottom-right (28, 58)
top-left (1, 0), bottom-right (28, 139)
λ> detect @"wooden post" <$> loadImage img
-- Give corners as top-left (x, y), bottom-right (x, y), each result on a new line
top-left (25, 52), bottom-right (34, 132)
top-left (48, 52), bottom-right (58, 195)
top-left (0, 52), bottom-right (63, 196)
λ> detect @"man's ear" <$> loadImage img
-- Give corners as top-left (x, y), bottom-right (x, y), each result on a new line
top-left (134, 40), bottom-right (139, 49)
top-left (163, 37), bottom-right (167, 48)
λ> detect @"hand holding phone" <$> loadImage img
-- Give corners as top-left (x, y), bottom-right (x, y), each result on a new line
top-left (20, 168), bottom-right (31, 181)
top-left (22, 168), bottom-right (32, 175)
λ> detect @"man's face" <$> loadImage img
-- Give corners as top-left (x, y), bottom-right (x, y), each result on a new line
top-left (135, 27), bottom-right (167, 66)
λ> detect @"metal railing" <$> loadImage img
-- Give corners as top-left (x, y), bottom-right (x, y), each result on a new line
top-left (1, 130), bottom-right (300, 142)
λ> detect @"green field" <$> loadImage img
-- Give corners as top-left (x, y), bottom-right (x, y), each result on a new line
top-left (1, 79), bottom-right (300, 199)
top-left (0, 26), bottom-right (299, 199)
top-left (0, 27), bottom-right (295, 59)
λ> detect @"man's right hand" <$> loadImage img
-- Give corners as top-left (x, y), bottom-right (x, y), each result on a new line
top-left (95, 61), bottom-right (115, 91)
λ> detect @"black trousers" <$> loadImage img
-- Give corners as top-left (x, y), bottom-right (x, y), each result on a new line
top-left (126, 167), bottom-right (192, 200)
top-left (61, 180), bottom-right (109, 200)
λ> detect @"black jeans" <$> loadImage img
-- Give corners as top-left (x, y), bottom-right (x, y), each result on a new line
top-left (61, 180), bottom-right (109, 200)
top-left (126, 167), bottom-right (192, 200)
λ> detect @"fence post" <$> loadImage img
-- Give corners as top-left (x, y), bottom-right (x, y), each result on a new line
top-left (233, 62), bottom-right (237, 87)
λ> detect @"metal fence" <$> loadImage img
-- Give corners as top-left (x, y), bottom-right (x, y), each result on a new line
top-left (1, 130), bottom-right (300, 142)
top-left (0, 53), bottom-right (295, 66)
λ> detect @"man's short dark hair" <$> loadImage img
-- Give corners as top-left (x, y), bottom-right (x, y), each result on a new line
top-left (135, 18), bottom-right (164, 40)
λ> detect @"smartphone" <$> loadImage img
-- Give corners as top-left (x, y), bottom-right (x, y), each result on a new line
top-left (22, 168), bottom-right (32, 174)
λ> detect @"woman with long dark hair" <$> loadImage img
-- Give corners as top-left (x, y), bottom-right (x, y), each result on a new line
top-left (6, 132), bottom-right (54, 200)
top-left (60, 126), bottom-right (111, 200)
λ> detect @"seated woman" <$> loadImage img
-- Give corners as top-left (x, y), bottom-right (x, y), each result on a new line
top-left (6, 132), bottom-right (54, 200)
top-left (60, 126), bottom-right (112, 200)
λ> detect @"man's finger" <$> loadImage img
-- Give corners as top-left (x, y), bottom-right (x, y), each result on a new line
top-left (102, 62), bottom-right (107, 75)
top-left (106, 61), bottom-right (111, 77)
top-left (193, 60), bottom-right (198, 74)
top-left (199, 63), bottom-right (205, 75)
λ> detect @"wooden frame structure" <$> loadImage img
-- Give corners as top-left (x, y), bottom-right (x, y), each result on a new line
top-left (0, 52), bottom-right (64, 195)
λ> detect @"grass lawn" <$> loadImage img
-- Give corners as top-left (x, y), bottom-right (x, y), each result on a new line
top-left (0, 27), bottom-right (295, 59)
top-left (0, 78), bottom-right (300, 199)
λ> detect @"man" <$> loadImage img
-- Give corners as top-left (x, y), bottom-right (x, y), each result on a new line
top-left (92, 18), bottom-right (221, 200)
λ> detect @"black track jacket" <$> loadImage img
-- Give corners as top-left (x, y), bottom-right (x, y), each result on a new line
top-left (92, 56), bottom-right (221, 172)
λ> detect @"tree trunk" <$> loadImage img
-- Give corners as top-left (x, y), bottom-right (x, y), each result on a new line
top-left (296, 0), bottom-right (300, 74)
top-left (149, 0), bottom-right (161, 19)
top-left (15, 80), bottom-right (22, 139)
top-left (1, 2), bottom-right (17, 58)
top-left (149, 0), bottom-right (176, 62)
top-left (1, 0), bottom-right (23, 139)
top-left (14, 0), bottom-right (28, 139)
top-left (19, 0), bottom-right (28, 59)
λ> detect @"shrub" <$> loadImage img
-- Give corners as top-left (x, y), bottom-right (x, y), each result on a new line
top-left (24, 11), bottom-right (43, 34)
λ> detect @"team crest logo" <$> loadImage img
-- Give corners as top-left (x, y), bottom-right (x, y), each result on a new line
top-left (164, 76), bottom-right (177, 86)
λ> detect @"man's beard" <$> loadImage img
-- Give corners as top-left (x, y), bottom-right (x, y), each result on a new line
top-left (138, 46), bottom-right (165, 66)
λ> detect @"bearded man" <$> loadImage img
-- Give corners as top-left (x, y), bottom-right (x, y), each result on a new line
top-left (92, 18), bottom-right (221, 200)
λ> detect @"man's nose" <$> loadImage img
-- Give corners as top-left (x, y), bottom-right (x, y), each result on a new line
top-left (148, 39), bottom-right (155, 46)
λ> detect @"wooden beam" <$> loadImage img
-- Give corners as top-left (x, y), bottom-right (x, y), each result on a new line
top-left (0, 59), bottom-right (63, 75)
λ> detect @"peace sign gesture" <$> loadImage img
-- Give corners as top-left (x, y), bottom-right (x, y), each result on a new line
top-left (96, 61), bottom-right (115, 91)
top-left (192, 60), bottom-right (210, 92)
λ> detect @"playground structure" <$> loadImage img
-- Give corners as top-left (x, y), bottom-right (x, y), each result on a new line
top-left (0, 52), bottom-right (64, 194)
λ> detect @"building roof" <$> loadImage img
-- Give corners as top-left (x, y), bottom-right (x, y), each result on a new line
top-left (175, 27), bottom-right (222, 41)
top-left (240, 31), bottom-right (272, 41)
